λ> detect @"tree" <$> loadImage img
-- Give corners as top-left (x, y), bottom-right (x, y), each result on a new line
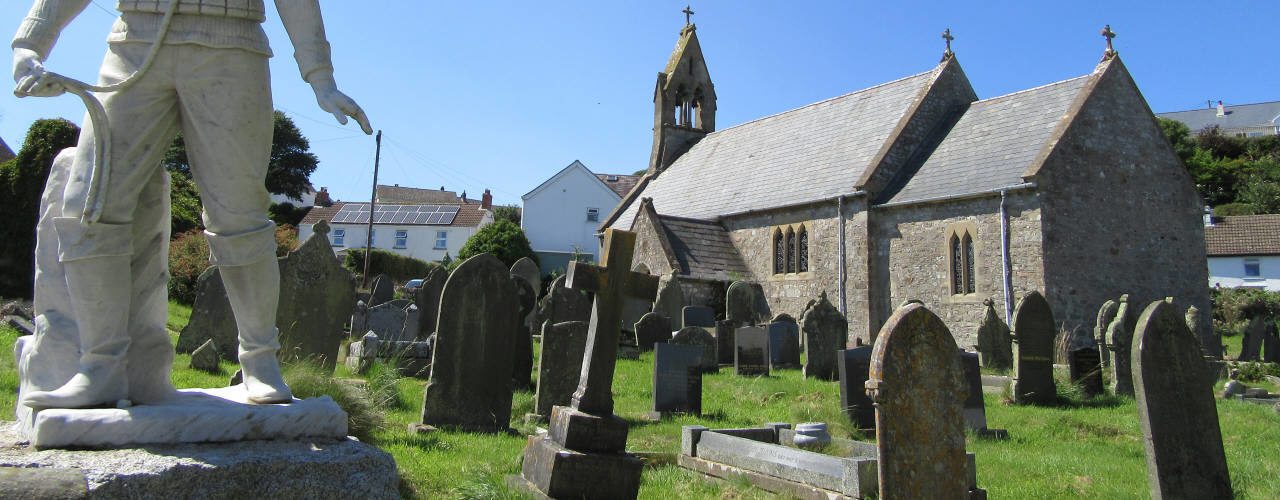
top-left (1156, 117), bottom-right (1195, 163)
top-left (492, 204), bottom-right (521, 225)
top-left (169, 171), bottom-right (203, 235)
top-left (163, 110), bottom-right (318, 200)
top-left (456, 219), bottom-right (538, 268)
top-left (0, 118), bottom-right (80, 298)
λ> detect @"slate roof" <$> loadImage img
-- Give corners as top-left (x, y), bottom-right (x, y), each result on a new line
top-left (883, 75), bottom-right (1091, 205)
top-left (375, 185), bottom-right (463, 204)
top-left (658, 215), bottom-right (750, 280)
top-left (610, 68), bottom-right (939, 228)
top-left (1158, 101), bottom-right (1280, 135)
top-left (1205, 214), bottom-right (1280, 256)
top-left (595, 173), bottom-right (642, 198)
top-left (0, 137), bottom-right (13, 163)
top-left (300, 201), bottom-right (488, 228)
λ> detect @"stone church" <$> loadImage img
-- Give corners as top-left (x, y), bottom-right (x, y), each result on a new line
top-left (601, 21), bottom-right (1210, 347)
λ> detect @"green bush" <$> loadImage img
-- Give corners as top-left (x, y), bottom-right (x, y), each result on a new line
top-left (1234, 361), bottom-right (1280, 383)
top-left (0, 119), bottom-right (80, 299)
top-left (344, 248), bottom-right (441, 284)
top-left (167, 225), bottom-right (299, 305)
top-left (457, 219), bottom-right (537, 268)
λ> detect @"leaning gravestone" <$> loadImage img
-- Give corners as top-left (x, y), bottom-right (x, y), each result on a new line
top-left (865, 303), bottom-right (978, 499)
top-left (837, 346), bottom-right (875, 430)
top-left (1094, 299), bottom-right (1119, 368)
top-left (1108, 295), bottom-right (1136, 396)
top-left (672, 326), bottom-right (718, 373)
top-left (190, 339), bottom-right (220, 373)
top-left (714, 320), bottom-right (737, 365)
top-left (635, 312), bottom-right (672, 351)
top-left (734, 326), bottom-right (770, 376)
top-left (1069, 347), bottom-right (1104, 398)
top-left (650, 342), bottom-right (704, 418)
top-left (364, 301), bottom-right (411, 342)
top-left (1133, 299), bottom-right (1232, 499)
top-left (511, 275), bottom-right (537, 390)
top-left (413, 265), bottom-right (448, 339)
top-left (368, 273), bottom-right (394, 306)
top-left (767, 321), bottom-right (801, 369)
top-left (976, 298), bottom-right (1013, 371)
top-left (726, 281), bottom-right (769, 325)
top-left (535, 275), bottom-right (592, 335)
top-left (1012, 291), bottom-right (1057, 405)
top-left (653, 271), bottom-right (686, 329)
top-left (802, 292), bottom-right (846, 380)
top-left (1240, 315), bottom-right (1265, 362)
top-left (420, 254), bottom-right (519, 432)
top-left (532, 321), bottom-right (590, 418)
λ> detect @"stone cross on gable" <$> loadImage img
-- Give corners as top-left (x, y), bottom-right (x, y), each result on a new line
top-left (941, 28), bottom-right (954, 59)
top-left (683, 5), bottom-right (695, 26)
top-left (565, 229), bottom-right (660, 415)
top-left (1100, 24), bottom-right (1117, 59)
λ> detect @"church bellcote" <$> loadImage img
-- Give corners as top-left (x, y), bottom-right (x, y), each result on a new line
top-left (648, 8), bottom-right (717, 175)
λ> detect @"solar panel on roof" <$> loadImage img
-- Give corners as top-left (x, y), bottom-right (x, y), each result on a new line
top-left (439, 212), bottom-right (457, 225)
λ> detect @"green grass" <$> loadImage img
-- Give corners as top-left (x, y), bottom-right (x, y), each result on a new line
top-left (2, 304), bottom-right (1278, 499)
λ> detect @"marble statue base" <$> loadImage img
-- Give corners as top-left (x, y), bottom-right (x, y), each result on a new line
top-left (23, 386), bottom-right (347, 449)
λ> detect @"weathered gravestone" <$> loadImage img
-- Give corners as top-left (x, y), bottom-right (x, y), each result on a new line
top-left (726, 281), bottom-right (770, 325)
top-left (1094, 299), bottom-right (1119, 368)
top-left (420, 254), bottom-right (519, 432)
top-left (1133, 299), bottom-right (1232, 499)
top-left (413, 265), bottom-right (448, 339)
top-left (1107, 294), bottom-right (1137, 396)
top-left (177, 267), bottom-right (238, 361)
top-left (802, 292), bottom-right (846, 380)
top-left (1012, 291), bottom-right (1057, 405)
top-left (1069, 347), bottom-right (1104, 398)
top-left (960, 351), bottom-right (1008, 439)
top-left (714, 320), bottom-right (737, 365)
top-left (1184, 304), bottom-right (1218, 358)
top-left (511, 275), bottom-right (537, 390)
top-left (976, 299), bottom-right (1013, 371)
top-left (517, 229), bottom-right (658, 499)
top-left (682, 306), bottom-right (716, 329)
top-left (1240, 315), bottom-right (1265, 361)
top-left (767, 321), bottom-right (801, 369)
top-left (368, 273), bottom-right (395, 306)
top-left (350, 300), bottom-right (368, 337)
top-left (838, 346), bottom-right (875, 430)
top-left (671, 326), bottom-right (718, 373)
top-left (734, 326), bottom-right (770, 376)
top-left (653, 271), bottom-right (685, 329)
top-left (510, 257), bottom-right (542, 297)
top-left (535, 275), bottom-right (592, 335)
top-left (865, 303), bottom-right (981, 499)
top-left (365, 301), bottom-right (412, 342)
top-left (650, 342), bottom-right (703, 418)
top-left (532, 321), bottom-right (589, 418)
top-left (1266, 323), bottom-right (1280, 363)
top-left (634, 312), bottom-right (671, 351)
top-left (621, 263), bottom-right (654, 337)
top-left (190, 339), bottom-right (220, 373)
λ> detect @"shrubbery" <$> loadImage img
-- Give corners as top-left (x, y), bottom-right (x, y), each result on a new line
top-left (0, 119), bottom-right (80, 299)
top-left (344, 248), bottom-right (441, 284)
top-left (167, 225), bottom-right (300, 304)
top-left (1210, 287), bottom-right (1280, 337)
top-left (457, 219), bottom-right (537, 268)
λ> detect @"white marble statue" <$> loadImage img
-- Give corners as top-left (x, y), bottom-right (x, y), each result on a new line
top-left (11, 0), bottom-right (371, 413)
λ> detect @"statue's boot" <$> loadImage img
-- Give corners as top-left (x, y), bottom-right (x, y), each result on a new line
top-left (22, 221), bottom-right (134, 409)
top-left (222, 252), bottom-right (292, 404)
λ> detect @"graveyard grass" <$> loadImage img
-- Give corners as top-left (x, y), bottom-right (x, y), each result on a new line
top-left (0, 305), bottom-right (1277, 498)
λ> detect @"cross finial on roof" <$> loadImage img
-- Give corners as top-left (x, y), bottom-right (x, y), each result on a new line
top-left (1100, 24), bottom-right (1117, 60)
top-left (683, 5), bottom-right (695, 26)
top-left (941, 28), bottom-right (955, 61)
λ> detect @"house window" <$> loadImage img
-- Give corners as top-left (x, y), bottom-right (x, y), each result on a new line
top-left (773, 230), bottom-right (785, 274)
top-left (586, 208), bottom-right (599, 222)
top-left (435, 230), bottom-right (448, 250)
top-left (947, 225), bottom-right (976, 295)
top-left (1244, 259), bottom-right (1261, 279)
top-left (331, 228), bottom-right (345, 247)
top-left (394, 230), bottom-right (408, 249)
top-left (772, 224), bottom-right (810, 275)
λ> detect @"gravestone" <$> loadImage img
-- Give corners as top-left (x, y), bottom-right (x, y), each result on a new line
top-left (510, 257), bottom-right (542, 297)
top-left (725, 281), bottom-right (769, 325)
top-left (190, 339), bottom-right (220, 373)
top-left (682, 306), bottom-right (716, 329)
top-left (634, 312), bottom-right (672, 351)
top-left (1094, 299), bottom-right (1119, 368)
top-left (621, 263), bottom-right (654, 335)
top-left (671, 326), bottom-right (718, 373)
top-left (959, 351), bottom-right (986, 431)
top-left (368, 274), bottom-right (394, 306)
top-left (365, 301), bottom-right (411, 342)
top-left (511, 275), bottom-right (537, 390)
top-left (1240, 315), bottom-right (1265, 361)
top-left (413, 265), bottom-right (448, 339)
top-left (420, 254), bottom-right (519, 432)
top-left (1107, 295), bottom-right (1136, 396)
top-left (532, 321), bottom-right (589, 418)
top-left (517, 229), bottom-right (658, 499)
top-left (1012, 291), bottom-right (1057, 405)
top-left (865, 303), bottom-right (976, 499)
top-left (1069, 347), bottom-right (1104, 398)
top-left (837, 346), bottom-right (875, 430)
top-left (653, 271), bottom-right (686, 329)
top-left (650, 342), bottom-right (703, 417)
top-left (401, 305), bottom-right (421, 342)
top-left (802, 292), bottom-right (846, 380)
top-left (177, 267), bottom-right (238, 361)
top-left (734, 326), bottom-right (770, 376)
top-left (535, 275), bottom-right (592, 335)
top-left (976, 299), bottom-right (1013, 371)
top-left (1184, 304), bottom-right (1215, 358)
top-left (1133, 299), bottom-right (1232, 499)
top-left (714, 320), bottom-right (737, 365)
top-left (350, 300), bottom-right (368, 337)
top-left (1266, 323), bottom-right (1280, 363)
top-left (767, 321), bottom-right (801, 369)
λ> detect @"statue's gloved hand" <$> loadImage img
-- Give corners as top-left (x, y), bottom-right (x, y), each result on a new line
top-left (310, 75), bottom-right (372, 134)
top-left (12, 47), bottom-right (64, 98)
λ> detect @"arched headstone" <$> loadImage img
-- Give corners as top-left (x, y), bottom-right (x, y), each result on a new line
top-left (1107, 294), bottom-right (1135, 396)
top-left (1012, 291), bottom-right (1057, 405)
top-left (671, 326), bottom-right (718, 373)
top-left (976, 298), bottom-right (1013, 371)
top-left (511, 275), bottom-right (537, 391)
top-left (1094, 299), bottom-right (1118, 367)
top-left (635, 312), bottom-right (672, 351)
top-left (413, 265), bottom-right (448, 339)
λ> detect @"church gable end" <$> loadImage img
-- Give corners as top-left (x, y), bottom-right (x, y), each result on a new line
top-left (649, 21), bottom-right (717, 174)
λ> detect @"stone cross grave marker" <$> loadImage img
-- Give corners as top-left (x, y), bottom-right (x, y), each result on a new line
top-left (838, 346), bottom-right (876, 430)
top-left (1240, 315), bottom-right (1265, 361)
top-left (413, 265), bottom-right (448, 339)
top-left (802, 292), bottom-right (846, 380)
top-left (368, 273), bottom-right (394, 306)
top-left (653, 271), bottom-right (685, 329)
top-left (734, 326), bottom-right (770, 376)
top-left (634, 312), bottom-right (672, 351)
top-left (671, 326), bottom-right (718, 373)
top-left (650, 342), bottom-right (703, 418)
top-left (532, 321), bottom-right (589, 418)
top-left (1133, 299), bottom-right (1232, 499)
top-left (767, 320), bottom-right (801, 369)
top-left (511, 275), bottom-right (537, 390)
top-left (1107, 294), bottom-right (1136, 396)
top-left (865, 303), bottom-right (977, 499)
top-left (976, 298), bottom-right (1013, 371)
top-left (726, 281), bottom-right (769, 325)
top-left (420, 253), bottom-right (519, 432)
top-left (1012, 291), bottom-right (1057, 405)
top-left (1094, 299), bottom-right (1119, 368)
top-left (1069, 347), bottom-right (1104, 398)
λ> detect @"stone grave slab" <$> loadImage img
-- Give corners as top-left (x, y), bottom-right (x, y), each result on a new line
top-left (1069, 347), bottom-right (1104, 398)
top-left (682, 306), bottom-right (716, 329)
top-left (532, 321), bottom-right (590, 418)
top-left (715, 320), bottom-right (737, 365)
top-left (650, 343), bottom-right (703, 418)
top-left (1012, 291), bottom-right (1057, 405)
top-left (535, 275), bottom-right (592, 336)
top-left (671, 326), bottom-right (718, 373)
top-left (960, 351), bottom-right (1008, 439)
top-left (735, 326), bottom-right (770, 376)
top-left (838, 347), bottom-right (875, 431)
top-left (801, 293), bottom-right (846, 380)
top-left (634, 312), bottom-right (672, 351)
top-left (365, 301), bottom-right (412, 342)
top-left (768, 321), bottom-right (801, 369)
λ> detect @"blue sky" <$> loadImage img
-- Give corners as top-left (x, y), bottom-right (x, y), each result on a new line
top-left (1, 1), bottom-right (1276, 206)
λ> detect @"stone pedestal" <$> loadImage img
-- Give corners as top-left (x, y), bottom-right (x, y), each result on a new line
top-left (516, 405), bottom-right (643, 499)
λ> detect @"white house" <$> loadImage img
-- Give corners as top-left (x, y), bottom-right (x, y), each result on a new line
top-left (521, 160), bottom-right (639, 272)
top-left (1206, 213), bottom-right (1280, 291)
top-left (298, 185), bottom-right (494, 263)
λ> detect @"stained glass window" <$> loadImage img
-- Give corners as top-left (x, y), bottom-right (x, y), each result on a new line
top-left (773, 230), bottom-right (785, 274)
top-left (797, 227), bottom-right (809, 272)
top-left (951, 234), bottom-right (963, 295)
top-left (785, 228), bottom-right (796, 274)
top-left (963, 233), bottom-right (975, 294)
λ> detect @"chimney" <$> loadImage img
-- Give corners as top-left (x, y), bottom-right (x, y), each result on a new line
top-left (1216, 100), bottom-right (1225, 117)
top-left (461, 190), bottom-right (467, 202)
top-left (440, 186), bottom-right (445, 191)
top-left (1203, 205), bottom-right (1215, 227)
top-left (481, 189), bottom-right (493, 209)
top-left (314, 187), bottom-right (332, 207)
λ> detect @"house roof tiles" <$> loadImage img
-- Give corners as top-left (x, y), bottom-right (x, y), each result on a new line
top-left (1205, 214), bottom-right (1280, 256)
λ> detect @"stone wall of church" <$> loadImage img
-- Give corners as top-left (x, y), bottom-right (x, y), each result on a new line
top-left (868, 192), bottom-right (1045, 349)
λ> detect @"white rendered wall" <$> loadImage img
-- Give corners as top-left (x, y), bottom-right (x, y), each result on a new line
top-left (300, 220), bottom-right (488, 263)
top-left (1208, 255), bottom-right (1280, 291)
top-left (522, 162), bottom-right (619, 262)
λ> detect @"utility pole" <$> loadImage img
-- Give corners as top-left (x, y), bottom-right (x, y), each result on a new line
top-left (363, 130), bottom-right (382, 288)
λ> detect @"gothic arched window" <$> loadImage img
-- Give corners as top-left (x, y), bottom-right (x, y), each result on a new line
top-left (785, 228), bottom-right (796, 274)
top-left (773, 229), bottom-right (785, 275)
top-left (797, 226), bottom-right (809, 273)
top-left (947, 225), bottom-right (977, 295)
top-left (950, 234), bottom-right (964, 295)
top-left (963, 233), bottom-right (975, 294)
